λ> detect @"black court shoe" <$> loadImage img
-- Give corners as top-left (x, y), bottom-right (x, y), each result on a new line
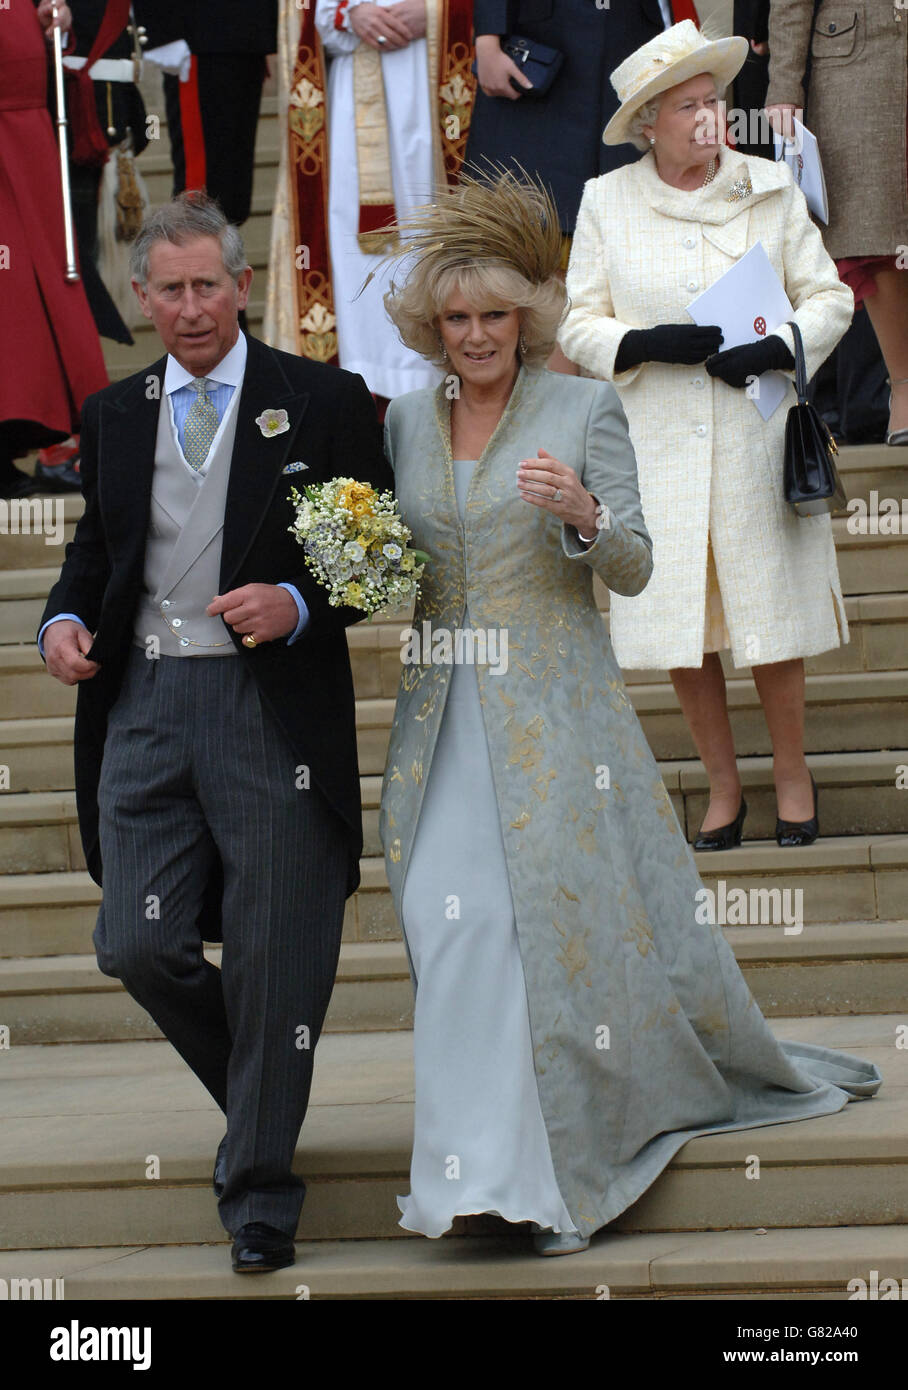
top-left (693, 796), bottom-right (747, 851)
top-left (775, 773), bottom-right (819, 847)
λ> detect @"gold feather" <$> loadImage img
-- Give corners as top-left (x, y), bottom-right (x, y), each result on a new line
top-left (356, 162), bottom-right (563, 295)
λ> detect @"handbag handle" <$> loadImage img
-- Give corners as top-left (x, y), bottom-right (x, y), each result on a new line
top-left (786, 319), bottom-right (808, 404)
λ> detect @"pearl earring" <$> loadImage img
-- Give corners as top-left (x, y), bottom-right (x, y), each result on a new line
top-left (519, 332), bottom-right (528, 356)
top-left (649, 136), bottom-right (656, 147)
top-left (438, 339), bottom-right (448, 361)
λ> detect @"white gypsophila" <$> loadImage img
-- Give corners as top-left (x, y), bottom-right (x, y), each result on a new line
top-left (287, 477), bottom-right (427, 617)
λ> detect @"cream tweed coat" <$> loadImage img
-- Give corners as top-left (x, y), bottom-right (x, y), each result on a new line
top-left (559, 147), bottom-right (854, 671)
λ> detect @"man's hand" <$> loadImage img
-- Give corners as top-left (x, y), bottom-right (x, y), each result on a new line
top-left (349, 3), bottom-right (412, 51)
top-left (475, 34), bottom-right (533, 99)
top-left (44, 621), bottom-right (100, 685)
top-left (36, 1), bottom-right (73, 37)
top-left (207, 584), bottom-right (298, 645)
top-left (764, 102), bottom-right (798, 138)
top-left (386, 0), bottom-right (426, 40)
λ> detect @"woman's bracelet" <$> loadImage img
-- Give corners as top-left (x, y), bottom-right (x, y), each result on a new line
top-left (578, 498), bottom-right (609, 544)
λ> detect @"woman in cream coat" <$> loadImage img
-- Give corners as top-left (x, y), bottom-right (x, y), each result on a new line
top-left (378, 173), bottom-right (879, 1256)
top-left (559, 21), bottom-right (854, 851)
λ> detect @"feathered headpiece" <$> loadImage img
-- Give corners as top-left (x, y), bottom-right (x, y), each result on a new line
top-left (362, 163), bottom-right (563, 296)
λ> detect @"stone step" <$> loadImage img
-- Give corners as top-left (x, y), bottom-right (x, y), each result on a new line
top-left (0, 777), bottom-right (377, 870)
top-left (354, 670), bottom-right (908, 769)
top-left (586, 517), bottom-right (908, 615)
top-left (0, 750), bottom-right (904, 865)
top-left (0, 942), bottom-right (412, 1044)
top-left (2, 1224), bottom-right (906, 1299)
top-left (836, 443), bottom-right (908, 510)
top-left (1, 918), bottom-right (906, 1044)
top-left (1, 829), bottom-right (906, 963)
top-left (8, 567), bottom-right (908, 693)
top-left (2, 465), bottom-right (904, 571)
top-left (7, 655), bottom-right (904, 768)
top-left (0, 1016), bottom-right (900, 1250)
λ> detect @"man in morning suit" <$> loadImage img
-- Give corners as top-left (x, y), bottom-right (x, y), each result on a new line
top-left (39, 192), bottom-right (392, 1273)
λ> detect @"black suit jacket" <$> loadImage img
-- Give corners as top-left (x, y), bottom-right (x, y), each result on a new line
top-left (40, 335), bottom-right (392, 908)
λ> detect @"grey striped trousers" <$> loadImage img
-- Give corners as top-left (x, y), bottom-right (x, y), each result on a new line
top-left (93, 647), bottom-right (348, 1236)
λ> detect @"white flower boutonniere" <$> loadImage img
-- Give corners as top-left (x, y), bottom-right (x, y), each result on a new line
top-left (256, 408), bottom-right (290, 438)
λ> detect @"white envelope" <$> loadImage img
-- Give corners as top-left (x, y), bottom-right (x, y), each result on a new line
top-left (773, 118), bottom-right (830, 224)
top-left (686, 241), bottom-right (794, 422)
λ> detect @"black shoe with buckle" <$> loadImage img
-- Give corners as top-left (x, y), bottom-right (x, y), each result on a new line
top-left (231, 1222), bottom-right (296, 1273)
top-left (693, 796), bottom-right (747, 851)
top-left (775, 773), bottom-right (819, 847)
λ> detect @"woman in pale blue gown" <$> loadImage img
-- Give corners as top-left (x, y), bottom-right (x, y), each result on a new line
top-left (378, 172), bottom-right (882, 1257)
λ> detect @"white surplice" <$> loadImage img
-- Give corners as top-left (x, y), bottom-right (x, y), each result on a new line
top-left (315, 0), bottom-right (440, 399)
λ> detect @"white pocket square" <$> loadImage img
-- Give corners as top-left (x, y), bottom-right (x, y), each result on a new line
top-left (283, 460), bottom-right (309, 474)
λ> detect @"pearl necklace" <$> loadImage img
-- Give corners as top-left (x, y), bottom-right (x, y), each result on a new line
top-left (701, 157), bottom-right (717, 187)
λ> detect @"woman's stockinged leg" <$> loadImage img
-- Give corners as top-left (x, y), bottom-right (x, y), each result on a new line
top-left (751, 657), bottom-right (814, 823)
top-left (863, 269), bottom-right (908, 436)
top-left (669, 653), bottom-right (741, 833)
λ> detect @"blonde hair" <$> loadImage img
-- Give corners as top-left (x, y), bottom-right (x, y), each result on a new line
top-left (385, 259), bottom-right (566, 369)
top-left (379, 167), bottom-right (566, 370)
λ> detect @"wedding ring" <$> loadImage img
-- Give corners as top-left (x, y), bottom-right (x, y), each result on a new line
top-left (242, 634), bottom-right (257, 648)
top-left (553, 488), bottom-right (562, 502)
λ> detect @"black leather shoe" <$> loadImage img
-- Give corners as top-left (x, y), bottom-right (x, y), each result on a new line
top-left (231, 1222), bottom-right (296, 1273)
top-left (775, 774), bottom-right (819, 847)
top-left (212, 1134), bottom-right (228, 1199)
top-left (0, 467), bottom-right (42, 498)
top-left (693, 797), bottom-right (747, 851)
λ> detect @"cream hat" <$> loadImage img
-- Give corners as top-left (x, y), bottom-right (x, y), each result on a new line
top-left (602, 20), bottom-right (748, 148)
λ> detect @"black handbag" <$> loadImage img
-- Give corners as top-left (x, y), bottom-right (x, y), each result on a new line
top-left (471, 35), bottom-right (564, 96)
top-left (782, 319), bottom-right (847, 517)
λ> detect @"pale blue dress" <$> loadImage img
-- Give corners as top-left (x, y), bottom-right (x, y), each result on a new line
top-left (397, 459), bottom-right (579, 1238)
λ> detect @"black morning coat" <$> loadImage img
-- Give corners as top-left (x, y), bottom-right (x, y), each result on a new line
top-left (39, 335), bottom-right (393, 930)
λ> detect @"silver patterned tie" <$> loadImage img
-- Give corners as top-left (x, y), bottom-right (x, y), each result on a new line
top-left (183, 377), bottom-right (219, 471)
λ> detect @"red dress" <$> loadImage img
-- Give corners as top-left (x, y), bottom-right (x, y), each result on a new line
top-left (0, 0), bottom-right (108, 455)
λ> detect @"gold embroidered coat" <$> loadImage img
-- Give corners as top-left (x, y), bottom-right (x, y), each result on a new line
top-left (379, 367), bottom-right (880, 1236)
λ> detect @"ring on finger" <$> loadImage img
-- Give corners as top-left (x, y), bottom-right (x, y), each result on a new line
top-left (377, 32), bottom-right (387, 44)
top-left (553, 487), bottom-right (562, 503)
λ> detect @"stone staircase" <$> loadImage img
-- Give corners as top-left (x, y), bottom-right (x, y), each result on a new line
top-left (0, 76), bottom-right (905, 1299)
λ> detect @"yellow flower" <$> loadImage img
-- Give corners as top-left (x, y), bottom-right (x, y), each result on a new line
top-left (338, 480), bottom-right (377, 514)
top-left (345, 582), bottom-right (364, 605)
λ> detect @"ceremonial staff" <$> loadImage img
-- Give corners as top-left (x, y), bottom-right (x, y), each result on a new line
top-left (50, 0), bottom-right (80, 282)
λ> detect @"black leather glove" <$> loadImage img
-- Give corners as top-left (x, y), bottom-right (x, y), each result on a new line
top-left (705, 334), bottom-right (796, 388)
top-left (614, 324), bottom-right (724, 371)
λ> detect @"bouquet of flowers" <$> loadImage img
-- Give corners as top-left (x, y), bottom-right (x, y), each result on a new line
top-left (287, 477), bottom-right (428, 617)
